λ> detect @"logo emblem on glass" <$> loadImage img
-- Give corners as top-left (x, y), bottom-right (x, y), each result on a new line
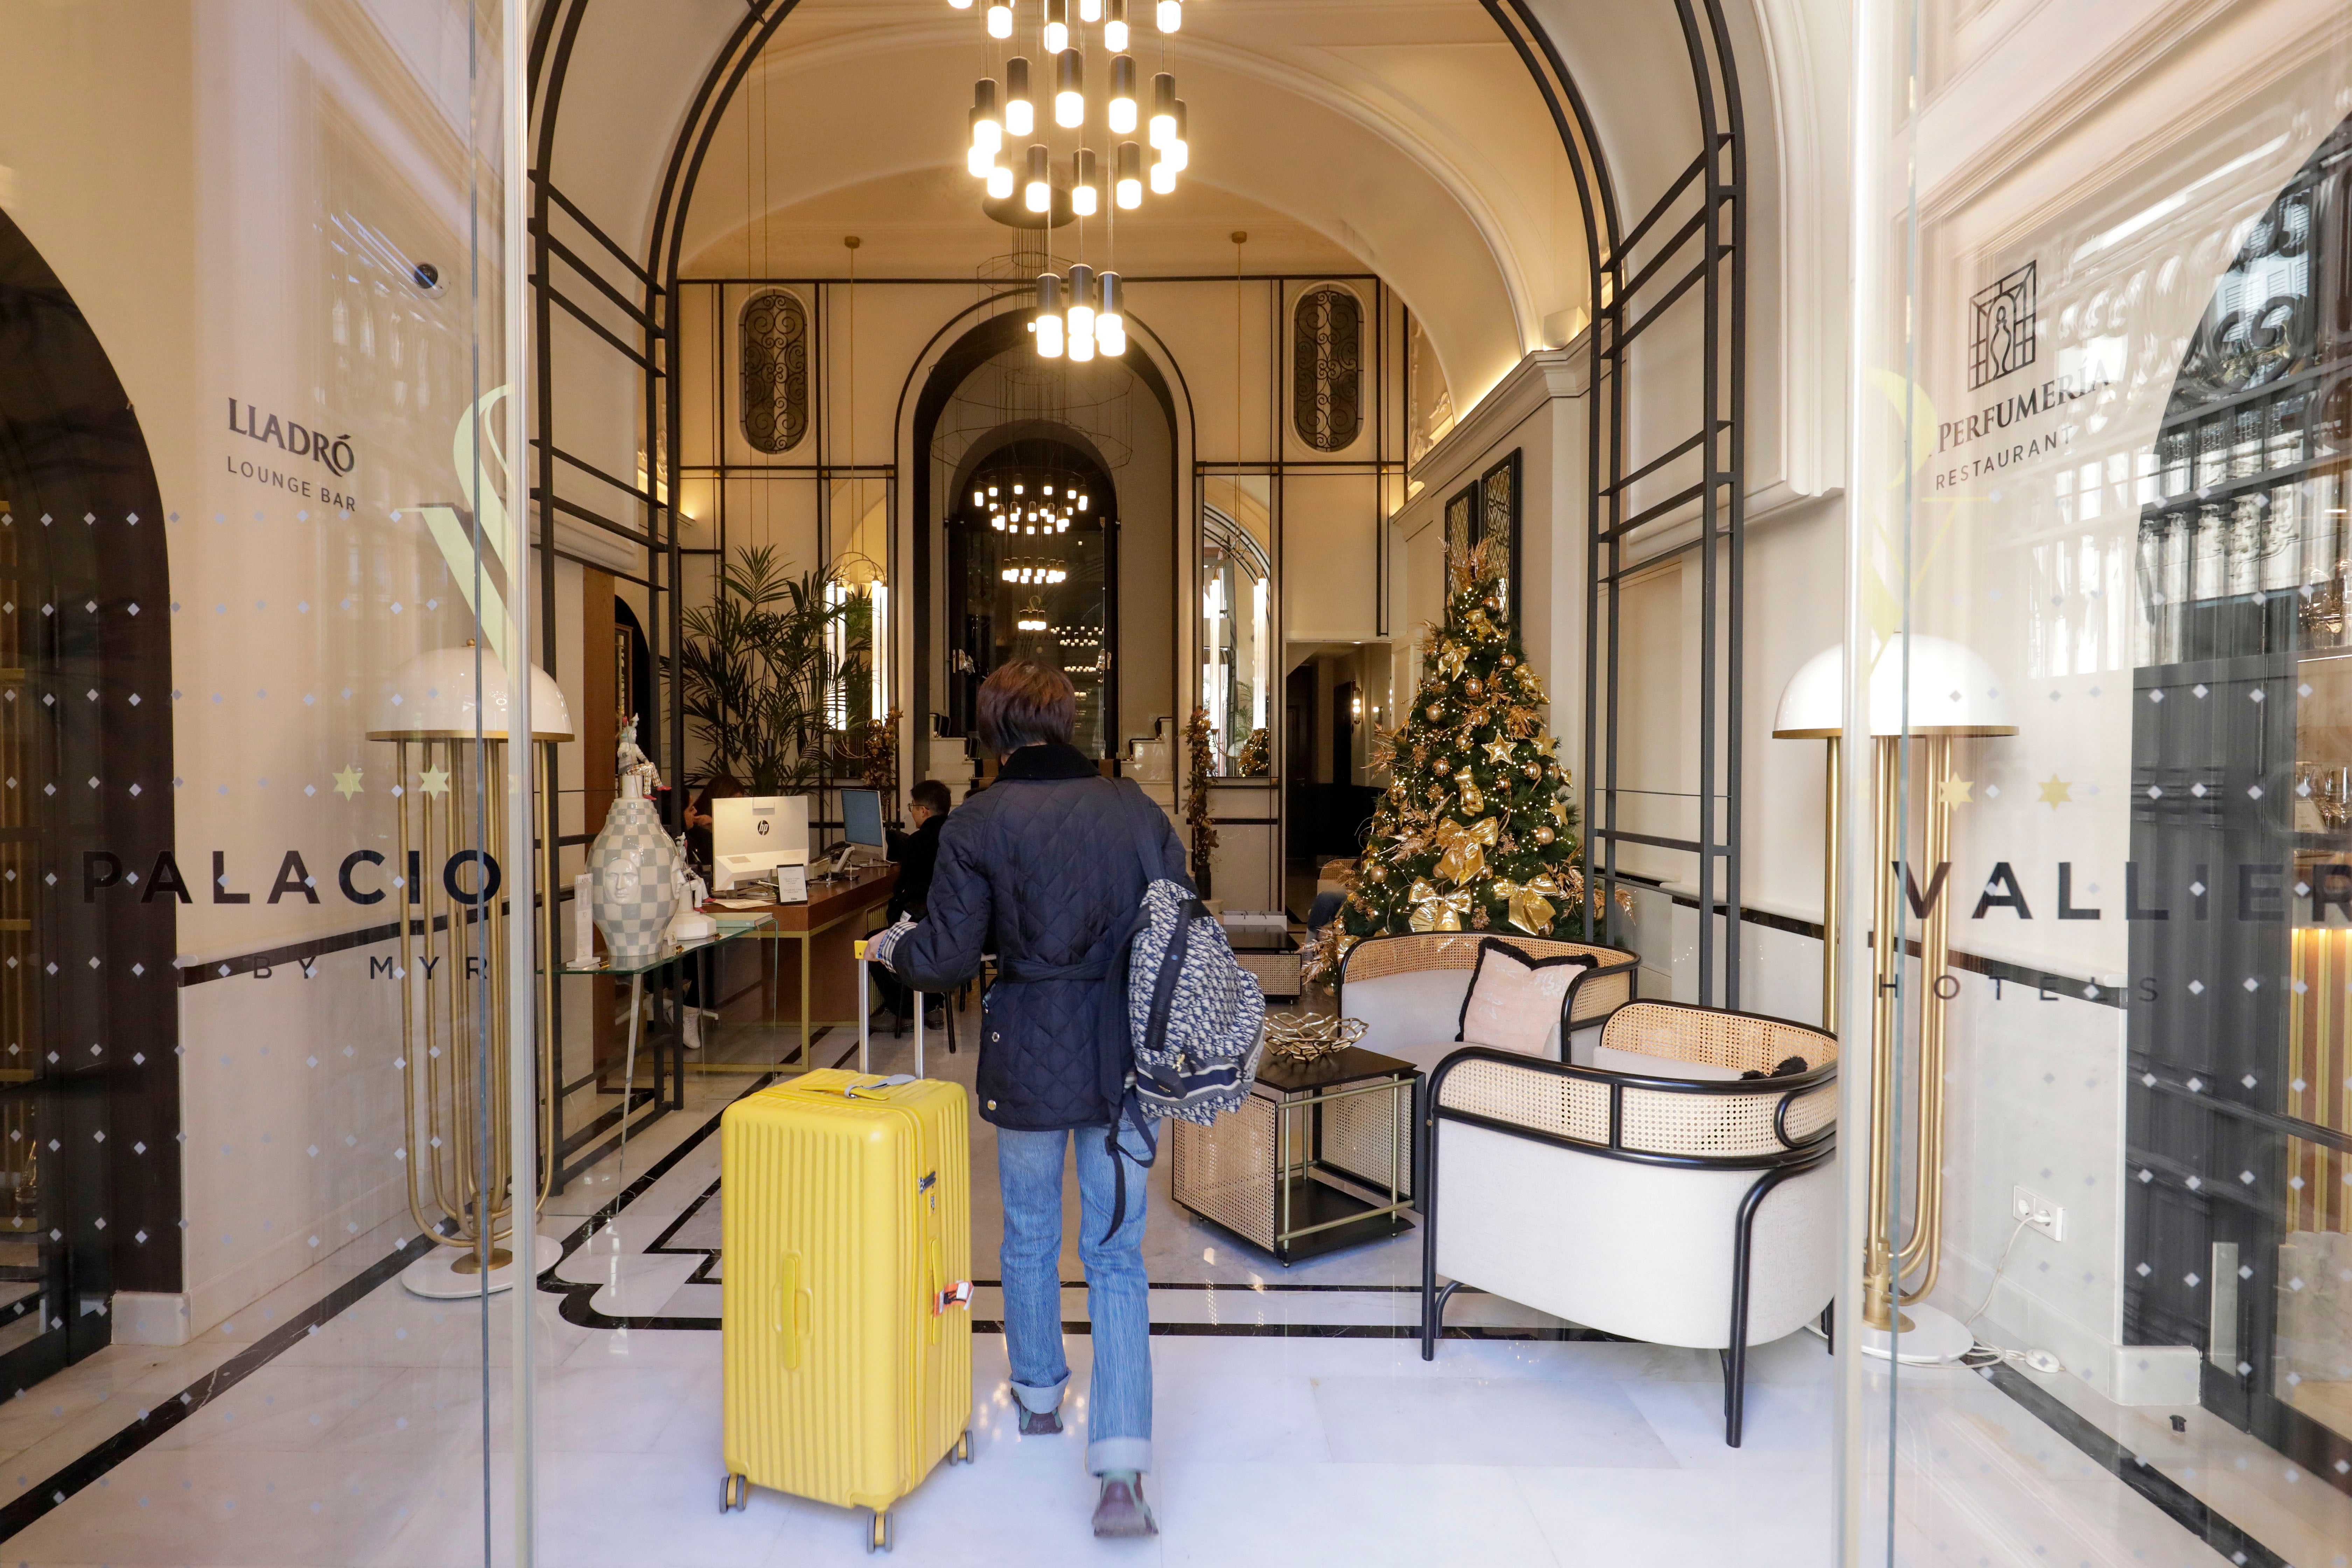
top-left (1969, 260), bottom-right (2037, 388)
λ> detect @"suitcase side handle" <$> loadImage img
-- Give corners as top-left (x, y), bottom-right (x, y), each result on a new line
top-left (844, 1074), bottom-right (917, 1100)
top-left (779, 1251), bottom-right (812, 1371)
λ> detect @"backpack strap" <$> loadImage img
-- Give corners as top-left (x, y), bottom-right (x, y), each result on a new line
top-left (1099, 775), bottom-right (1186, 1244)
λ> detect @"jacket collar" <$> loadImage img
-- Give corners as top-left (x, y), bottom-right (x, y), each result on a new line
top-left (997, 742), bottom-right (1099, 781)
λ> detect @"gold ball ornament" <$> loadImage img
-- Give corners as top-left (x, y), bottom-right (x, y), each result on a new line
top-left (1484, 595), bottom-right (1503, 612)
top-left (1367, 863), bottom-right (1387, 884)
top-left (1426, 703), bottom-right (1444, 721)
top-left (1534, 824), bottom-right (1556, 846)
top-left (1500, 654), bottom-right (1517, 668)
top-left (1524, 762), bottom-right (1543, 780)
top-left (1464, 677), bottom-right (1484, 699)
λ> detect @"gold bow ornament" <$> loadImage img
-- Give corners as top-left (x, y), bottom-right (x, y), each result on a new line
top-left (1437, 643), bottom-right (1469, 680)
top-left (1432, 816), bottom-right (1500, 885)
top-left (1492, 873), bottom-right (1564, 936)
top-left (1408, 878), bottom-right (1476, 932)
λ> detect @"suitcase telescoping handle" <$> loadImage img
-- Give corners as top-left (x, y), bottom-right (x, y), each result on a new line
top-left (778, 1251), bottom-right (813, 1371)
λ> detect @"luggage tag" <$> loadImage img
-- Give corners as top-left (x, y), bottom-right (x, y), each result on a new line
top-left (934, 1279), bottom-right (974, 1316)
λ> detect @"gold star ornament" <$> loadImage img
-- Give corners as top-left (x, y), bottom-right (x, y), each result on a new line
top-left (332, 766), bottom-right (365, 799)
top-left (1938, 775), bottom-right (1974, 807)
top-left (418, 765), bottom-right (453, 797)
top-left (2036, 774), bottom-right (2073, 808)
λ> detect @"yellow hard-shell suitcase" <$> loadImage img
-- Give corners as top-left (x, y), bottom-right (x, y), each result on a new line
top-left (718, 1070), bottom-right (974, 1551)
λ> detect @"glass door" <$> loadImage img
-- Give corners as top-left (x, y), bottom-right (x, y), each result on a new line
top-left (1847, 1), bottom-right (2352, 1562)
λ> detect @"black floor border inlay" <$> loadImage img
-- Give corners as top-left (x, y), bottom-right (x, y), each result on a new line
top-left (0, 1230), bottom-right (430, 1543)
top-left (7, 1072), bottom-right (2296, 1568)
top-left (1981, 1363), bottom-right (2289, 1568)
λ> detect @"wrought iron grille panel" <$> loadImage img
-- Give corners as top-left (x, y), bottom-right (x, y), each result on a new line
top-left (1292, 286), bottom-right (1364, 452)
top-left (740, 288), bottom-right (809, 454)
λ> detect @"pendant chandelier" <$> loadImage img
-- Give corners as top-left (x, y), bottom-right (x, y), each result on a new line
top-left (973, 474), bottom-right (1088, 532)
top-left (947, 0), bottom-right (1188, 359)
top-left (1001, 559), bottom-right (1071, 584)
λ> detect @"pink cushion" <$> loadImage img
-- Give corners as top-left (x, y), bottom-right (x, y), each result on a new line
top-left (1456, 939), bottom-right (1596, 1057)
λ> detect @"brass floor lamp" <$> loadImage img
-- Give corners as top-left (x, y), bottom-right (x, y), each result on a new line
top-left (1774, 636), bottom-right (2015, 1364)
top-left (372, 647), bottom-right (574, 1298)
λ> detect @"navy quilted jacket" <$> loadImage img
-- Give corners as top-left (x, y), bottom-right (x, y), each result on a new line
top-left (886, 743), bottom-right (1189, 1130)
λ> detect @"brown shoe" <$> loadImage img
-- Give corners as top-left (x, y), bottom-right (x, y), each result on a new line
top-left (1091, 1475), bottom-right (1158, 1538)
top-left (1018, 1406), bottom-right (1063, 1436)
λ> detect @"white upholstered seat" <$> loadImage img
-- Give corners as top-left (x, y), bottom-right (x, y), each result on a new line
top-left (1419, 1000), bottom-right (1839, 1446)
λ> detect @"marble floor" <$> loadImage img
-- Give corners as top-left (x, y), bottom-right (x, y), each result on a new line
top-left (0, 1015), bottom-right (2324, 1566)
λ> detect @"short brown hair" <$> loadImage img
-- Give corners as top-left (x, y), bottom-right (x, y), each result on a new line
top-left (976, 661), bottom-right (1077, 755)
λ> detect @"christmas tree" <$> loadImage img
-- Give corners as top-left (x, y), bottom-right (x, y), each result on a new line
top-left (1316, 536), bottom-right (1622, 976)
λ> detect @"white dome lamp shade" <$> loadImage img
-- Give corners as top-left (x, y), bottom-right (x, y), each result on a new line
top-left (1771, 635), bottom-right (2017, 739)
top-left (368, 645), bottom-right (576, 741)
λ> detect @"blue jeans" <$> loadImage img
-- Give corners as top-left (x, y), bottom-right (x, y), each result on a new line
top-left (996, 1121), bottom-right (1153, 1475)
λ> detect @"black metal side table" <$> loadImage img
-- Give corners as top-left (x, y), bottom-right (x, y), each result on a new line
top-left (1170, 1044), bottom-right (1415, 1263)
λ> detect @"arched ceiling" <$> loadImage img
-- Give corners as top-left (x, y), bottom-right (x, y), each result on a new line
top-left (544, 0), bottom-right (1591, 420)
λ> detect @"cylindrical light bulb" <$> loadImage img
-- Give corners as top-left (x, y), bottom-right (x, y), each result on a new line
top-left (987, 162), bottom-right (1015, 199)
top-left (1005, 57), bottom-right (1035, 135)
top-left (1097, 272), bottom-right (1126, 355)
top-left (1157, 0), bottom-right (1181, 32)
top-left (1044, 0), bottom-right (1069, 53)
top-left (1035, 272), bottom-right (1064, 360)
top-left (1108, 55), bottom-right (1138, 134)
top-left (987, 1), bottom-right (1013, 36)
top-left (950, 0), bottom-right (973, 8)
top-left (1054, 49), bottom-right (1085, 128)
top-left (1105, 0), bottom-right (1129, 50)
top-left (1149, 72), bottom-right (1177, 148)
top-left (1071, 148), bottom-right (1099, 215)
top-left (1167, 100), bottom-right (1189, 170)
top-left (1115, 140), bottom-right (1143, 207)
top-left (1150, 156), bottom-right (1176, 195)
top-left (973, 78), bottom-right (1002, 144)
top-left (1069, 324), bottom-right (1097, 363)
top-left (1079, 0), bottom-right (1102, 19)
top-left (1024, 143), bottom-right (1053, 212)
top-left (968, 138), bottom-right (994, 180)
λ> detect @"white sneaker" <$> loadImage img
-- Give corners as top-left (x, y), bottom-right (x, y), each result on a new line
top-left (683, 1009), bottom-right (702, 1050)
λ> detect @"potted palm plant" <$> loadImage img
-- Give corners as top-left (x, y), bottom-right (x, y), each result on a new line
top-left (680, 545), bottom-right (864, 794)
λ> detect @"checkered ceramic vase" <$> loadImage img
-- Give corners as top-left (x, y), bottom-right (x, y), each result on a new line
top-left (588, 793), bottom-right (679, 965)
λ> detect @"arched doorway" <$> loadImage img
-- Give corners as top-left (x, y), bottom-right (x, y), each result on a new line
top-left (0, 209), bottom-right (180, 1386)
top-left (944, 437), bottom-right (1120, 757)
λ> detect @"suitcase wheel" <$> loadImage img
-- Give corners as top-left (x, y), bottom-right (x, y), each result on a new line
top-left (950, 1429), bottom-right (973, 1465)
top-left (866, 1508), bottom-right (893, 1553)
top-left (721, 1474), bottom-right (747, 1513)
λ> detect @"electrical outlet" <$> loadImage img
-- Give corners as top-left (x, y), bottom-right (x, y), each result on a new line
top-left (2011, 1184), bottom-right (2065, 1242)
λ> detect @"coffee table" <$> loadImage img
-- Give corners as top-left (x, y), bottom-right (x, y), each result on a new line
top-left (1170, 1043), bottom-right (1416, 1264)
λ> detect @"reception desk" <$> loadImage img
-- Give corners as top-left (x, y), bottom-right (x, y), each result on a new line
top-left (704, 863), bottom-right (899, 1072)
